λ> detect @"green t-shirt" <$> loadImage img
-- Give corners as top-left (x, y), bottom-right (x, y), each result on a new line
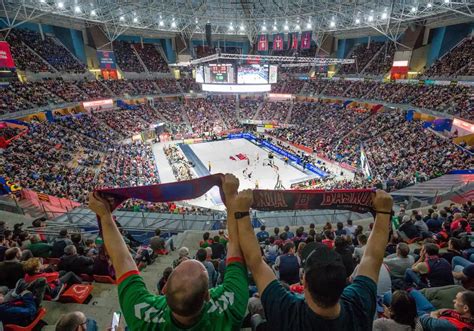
top-left (118, 262), bottom-right (248, 330)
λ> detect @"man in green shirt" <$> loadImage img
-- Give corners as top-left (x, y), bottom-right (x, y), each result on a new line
top-left (28, 234), bottom-right (52, 258)
top-left (89, 174), bottom-right (249, 330)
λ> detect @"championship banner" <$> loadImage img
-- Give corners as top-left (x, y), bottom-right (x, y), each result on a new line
top-left (95, 174), bottom-right (378, 218)
top-left (301, 31), bottom-right (312, 49)
top-left (290, 32), bottom-right (299, 50)
top-left (273, 34), bottom-right (284, 51)
top-left (257, 34), bottom-right (268, 52)
top-left (0, 41), bottom-right (15, 69)
top-left (97, 50), bottom-right (117, 69)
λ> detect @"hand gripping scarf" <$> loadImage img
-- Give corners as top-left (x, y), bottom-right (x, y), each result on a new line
top-left (94, 174), bottom-right (377, 218)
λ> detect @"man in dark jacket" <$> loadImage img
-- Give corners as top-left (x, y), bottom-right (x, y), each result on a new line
top-left (51, 228), bottom-right (73, 258)
top-left (58, 245), bottom-right (94, 275)
top-left (0, 248), bottom-right (25, 289)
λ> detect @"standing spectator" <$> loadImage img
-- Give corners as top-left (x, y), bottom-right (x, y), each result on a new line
top-left (88, 174), bottom-right (249, 330)
top-left (199, 232), bottom-right (213, 248)
top-left (334, 236), bottom-right (355, 278)
top-left (344, 219), bottom-right (357, 237)
top-left (234, 189), bottom-right (393, 330)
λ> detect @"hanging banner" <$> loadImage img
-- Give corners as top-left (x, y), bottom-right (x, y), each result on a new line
top-left (97, 50), bottom-right (117, 69)
top-left (301, 31), bottom-right (312, 49)
top-left (0, 41), bottom-right (15, 69)
top-left (257, 35), bottom-right (268, 52)
top-left (290, 32), bottom-right (299, 50)
top-left (273, 33), bottom-right (284, 51)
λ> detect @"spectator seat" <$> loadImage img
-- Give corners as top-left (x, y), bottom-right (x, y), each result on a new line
top-left (4, 307), bottom-right (47, 331)
top-left (59, 284), bottom-right (93, 304)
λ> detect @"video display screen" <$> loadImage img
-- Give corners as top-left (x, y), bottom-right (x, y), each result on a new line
top-left (269, 65), bottom-right (278, 84)
top-left (204, 63), bottom-right (234, 83)
top-left (237, 64), bottom-right (269, 84)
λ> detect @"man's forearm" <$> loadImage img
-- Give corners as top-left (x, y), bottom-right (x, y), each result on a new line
top-left (100, 214), bottom-right (137, 279)
top-left (226, 207), bottom-right (243, 259)
top-left (236, 214), bottom-right (262, 270)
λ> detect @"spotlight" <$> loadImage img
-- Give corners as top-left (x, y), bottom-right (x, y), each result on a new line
top-left (444, 0), bottom-right (449, 3)
top-left (119, 16), bottom-right (125, 21)
top-left (427, 3), bottom-right (432, 7)
top-left (368, 15), bottom-right (374, 22)
top-left (74, 5), bottom-right (81, 13)
top-left (284, 24), bottom-right (289, 31)
top-left (330, 21), bottom-right (335, 27)
top-left (411, 6), bottom-right (417, 12)
top-left (273, 25), bottom-right (277, 31)
top-left (262, 25), bottom-right (267, 31)
top-left (171, 21), bottom-right (176, 28)
top-left (229, 24), bottom-right (234, 31)
top-left (133, 17), bottom-right (138, 23)
top-left (381, 12), bottom-right (387, 19)
top-left (306, 22), bottom-right (312, 29)
top-left (90, 9), bottom-right (96, 16)
top-left (159, 20), bottom-right (164, 26)
top-left (240, 25), bottom-right (245, 31)
top-left (355, 18), bottom-right (360, 24)
top-left (57, 2), bottom-right (64, 8)
top-left (295, 24), bottom-right (300, 30)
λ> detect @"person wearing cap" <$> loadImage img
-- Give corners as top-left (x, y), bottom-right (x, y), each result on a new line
top-left (234, 189), bottom-right (394, 330)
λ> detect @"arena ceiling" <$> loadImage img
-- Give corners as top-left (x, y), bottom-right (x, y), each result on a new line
top-left (1, 0), bottom-right (473, 43)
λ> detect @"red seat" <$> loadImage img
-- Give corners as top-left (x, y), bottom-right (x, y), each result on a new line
top-left (93, 274), bottom-right (116, 284)
top-left (60, 284), bottom-right (93, 304)
top-left (80, 274), bottom-right (93, 282)
top-left (4, 307), bottom-right (46, 331)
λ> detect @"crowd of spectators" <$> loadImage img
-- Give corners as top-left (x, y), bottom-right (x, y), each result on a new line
top-left (363, 42), bottom-right (396, 76)
top-left (13, 29), bottom-right (85, 73)
top-left (178, 77), bottom-right (202, 93)
top-left (239, 98), bottom-right (262, 120)
top-left (113, 41), bottom-right (145, 73)
top-left (163, 145), bottom-right (194, 181)
top-left (423, 38), bottom-right (473, 78)
top-left (183, 98), bottom-right (226, 134)
top-left (155, 78), bottom-right (181, 94)
top-left (132, 43), bottom-right (169, 73)
top-left (4, 32), bottom-right (51, 73)
top-left (338, 42), bottom-right (384, 75)
top-left (0, 126), bottom-right (21, 140)
top-left (271, 78), bottom-right (306, 94)
top-left (256, 101), bottom-right (291, 122)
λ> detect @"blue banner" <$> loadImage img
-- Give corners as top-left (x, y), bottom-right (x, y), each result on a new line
top-left (97, 50), bottom-right (117, 70)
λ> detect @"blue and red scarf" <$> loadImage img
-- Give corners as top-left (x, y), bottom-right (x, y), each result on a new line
top-left (95, 174), bottom-right (376, 215)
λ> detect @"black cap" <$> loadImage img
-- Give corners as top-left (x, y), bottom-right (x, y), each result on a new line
top-left (301, 242), bottom-right (345, 273)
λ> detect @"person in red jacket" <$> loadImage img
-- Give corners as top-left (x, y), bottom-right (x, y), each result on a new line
top-left (450, 213), bottom-right (471, 234)
top-left (23, 258), bottom-right (81, 301)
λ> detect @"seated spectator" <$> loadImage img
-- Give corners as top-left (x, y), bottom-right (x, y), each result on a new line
top-left (384, 242), bottom-right (414, 288)
top-left (419, 291), bottom-right (474, 330)
top-left (23, 257), bottom-right (81, 301)
top-left (157, 267), bottom-right (173, 295)
top-left (51, 228), bottom-right (73, 258)
top-left (28, 235), bottom-right (52, 258)
top-left (196, 248), bottom-right (217, 289)
top-left (70, 233), bottom-right (86, 256)
top-left (426, 212), bottom-right (443, 233)
top-left (405, 243), bottom-right (454, 289)
top-left (373, 290), bottom-right (418, 330)
top-left (452, 256), bottom-right (474, 290)
top-left (322, 230), bottom-right (335, 249)
top-left (172, 247), bottom-right (190, 268)
top-left (58, 245), bottom-right (94, 276)
top-left (398, 216), bottom-right (420, 241)
top-left (234, 188), bottom-right (394, 330)
top-left (440, 238), bottom-right (464, 264)
top-left (199, 232), bottom-right (213, 248)
top-left (283, 225), bottom-right (294, 239)
top-left (55, 311), bottom-right (98, 331)
top-left (92, 246), bottom-right (115, 278)
top-left (334, 236), bottom-right (355, 278)
top-left (257, 225), bottom-right (269, 243)
top-left (264, 237), bottom-right (279, 265)
top-left (88, 174), bottom-right (249, 330)
top-left (210, 236), bottom-right (226, 260)
top-left (274, 242), bottom-right (300, 286)
top-left (353, 234), bottom-right (367, 263)
top-left (0, 247), bottom-right (25, 289)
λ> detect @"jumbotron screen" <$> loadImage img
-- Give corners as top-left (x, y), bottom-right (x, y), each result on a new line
top-left (204, 63), bottom-right (234, 83)
top-left (237, 64), bottom-right (269, 84)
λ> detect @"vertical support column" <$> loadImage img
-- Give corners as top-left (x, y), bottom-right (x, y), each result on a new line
top-left (38, 23), bottom-right (44, 40)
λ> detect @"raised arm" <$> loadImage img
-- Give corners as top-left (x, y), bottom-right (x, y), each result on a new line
top-left (222, 174), bottom-right (243, 260)
top-left (89, 193), bottom-right (137, 280)
top-left (356, 190), bottom-right (393, 283)
top-left (234, 190), bottom-right (276, 294)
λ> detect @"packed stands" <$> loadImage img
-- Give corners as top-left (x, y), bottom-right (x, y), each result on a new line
top-left (338, 42), bottom-right (384, 75)
top-left (113, 40), bottom-right (145, 72)
top-left (13, 29), bottom-right (85, 73)
top-left (363, 42), bottom-right (396, 76)
top-left (155, 78), bottom-right (180, 94)
top-left (179, 77), bottom-right (202, 92)
top-left (5, 32), bottom-right (52, 73)
top-left (133, 43), bottom-right (169, 73)
top-left (424, 37), bottom-right (474, 78)
top-left (256, 101), bottom-right (290, 122)
top-left (239, 99), bottom-right (261, 120)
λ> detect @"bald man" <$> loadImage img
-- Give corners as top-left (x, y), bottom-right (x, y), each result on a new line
top-left (89, 174), bottom-right (249, 330)
top-left (56, 311), bottom-right (97, 331)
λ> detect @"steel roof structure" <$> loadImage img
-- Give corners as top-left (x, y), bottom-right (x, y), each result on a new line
top-left (0, 1), bottom-right (473, 44)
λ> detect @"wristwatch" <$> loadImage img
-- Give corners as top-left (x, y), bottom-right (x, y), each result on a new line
top-left (234, 211), bottom-right (250, 219)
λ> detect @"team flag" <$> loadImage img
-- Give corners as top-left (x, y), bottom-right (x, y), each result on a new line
top-left (273, 34), bottom-right (284, 51)
top-left (290, 32), bottom-right (299, 50)
top-left (257, 34), bottom-right (268, 51)
top-left (301, 31), bottom-right (312, 49)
